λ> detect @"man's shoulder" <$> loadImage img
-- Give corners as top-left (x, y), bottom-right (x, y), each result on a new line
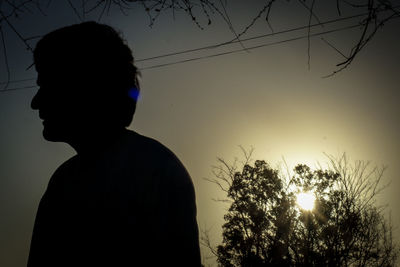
top-left (50, 130), bottom-right (190, 185)
top-left (122, 130), bottom-right (181, 165)
top-left (122, 131), bottom-right (192, 182)
top-left (124, 130), bottom-right (168, 152)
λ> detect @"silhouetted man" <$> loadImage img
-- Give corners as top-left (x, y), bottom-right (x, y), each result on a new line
top-left (28, 22), bottom-right (201, 267)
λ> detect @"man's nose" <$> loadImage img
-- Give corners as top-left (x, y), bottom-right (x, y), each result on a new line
top-left (31, 89), bottom-right (41, 110)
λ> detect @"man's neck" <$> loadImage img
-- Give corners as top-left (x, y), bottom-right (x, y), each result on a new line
top-left (69, 127), bottom-right (128, 155)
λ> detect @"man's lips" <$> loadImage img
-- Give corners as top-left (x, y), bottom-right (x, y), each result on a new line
top-left (41, 117), bottom-right (53, 125)
top-left (39, 112), bottom-right (46, 120)
top-left (39, 111), bottom-right (51, 122)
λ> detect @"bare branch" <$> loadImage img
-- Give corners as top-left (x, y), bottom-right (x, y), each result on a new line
top-left (0, 25), bottom-right (10, 90)
top-left (0, 9), bottom-right (33, 51)
top-left (321, 37), bottom-right (347, 59)
top-left (199, 225), bottom-right (219, 257)
top-left (307, 0), bottom-right (316, 70)
top-left (67, 0), bottom-right (83, 21)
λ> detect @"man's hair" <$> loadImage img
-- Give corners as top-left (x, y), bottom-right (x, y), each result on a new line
top-left (34, 21), bottom-right (140, 127)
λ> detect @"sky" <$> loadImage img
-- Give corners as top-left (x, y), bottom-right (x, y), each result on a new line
top-left (1, 1), bottom-right (399, 266)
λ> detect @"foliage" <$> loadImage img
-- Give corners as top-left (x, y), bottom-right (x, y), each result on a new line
top-left (204, 153), bottom-right (399, 267)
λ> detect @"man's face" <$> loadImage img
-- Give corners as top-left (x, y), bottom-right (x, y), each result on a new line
top-left (31, 63), bottom-right (95, 142)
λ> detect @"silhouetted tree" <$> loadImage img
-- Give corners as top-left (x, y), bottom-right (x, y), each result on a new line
top-left (204, 152), bottom-right (398, 267)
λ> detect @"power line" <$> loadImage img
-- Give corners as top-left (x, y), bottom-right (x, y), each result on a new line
top-left (0, 10), bottom-right (382, 86)
top-left (0, 77), bottom-right (36, 85)
top-left (0, 85), bottom-right (38, 92)
top-left (135, 5), bottom-right (399, 62)
top-left (134, 12), bottom-right (370, 63)
top-left (139, 23), bottom-right (365, 70)
top-left (1, 22), bottom-right (363, 92)
top-left (1, 7), bottom-right (399, 92)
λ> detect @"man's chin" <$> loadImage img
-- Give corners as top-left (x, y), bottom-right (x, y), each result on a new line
top-left (42, 125), bottom-right (67, 142)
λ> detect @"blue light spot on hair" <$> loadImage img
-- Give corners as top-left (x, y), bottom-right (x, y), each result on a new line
top-left (128, 87), bottom-right (140, 101)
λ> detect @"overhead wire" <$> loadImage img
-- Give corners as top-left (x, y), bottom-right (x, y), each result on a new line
top-left (1, 6), bottom-right (398, 92)
top-left (0, 85), bottom-right (38, 92)
top-left (135, 12), bottom-right (371, 62)
top-left (0, 22), bottom-right (361, 92)
top-left (139, 23), bottom-right (364, 70)
top-left (0, 77), bottom-right (37, 85)
top-left (0, 11), bottom-right (375, 87)
top-left (0, 22), bottom-right (369, 92)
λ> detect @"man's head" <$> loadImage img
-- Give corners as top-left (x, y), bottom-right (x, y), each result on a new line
top-left (31, 21), bottom-right (139, 143)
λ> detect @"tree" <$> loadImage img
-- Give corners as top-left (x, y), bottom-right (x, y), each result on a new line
top-left (1, 0), bottom-right (400, 89)
top-left (203, 152), bottom-right (399, 266)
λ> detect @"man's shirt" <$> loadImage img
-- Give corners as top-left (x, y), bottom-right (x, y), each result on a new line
top-left (28, 130), bottom-right (201, 266)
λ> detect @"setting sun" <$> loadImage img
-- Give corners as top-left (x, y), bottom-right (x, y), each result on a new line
top-left (296, 192), bottom-right (316, 211)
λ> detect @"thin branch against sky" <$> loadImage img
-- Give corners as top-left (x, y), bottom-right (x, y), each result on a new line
top-left (2, 6), bottom-right (399, 93)
top-left (0, 0), bottom-right (399, 85)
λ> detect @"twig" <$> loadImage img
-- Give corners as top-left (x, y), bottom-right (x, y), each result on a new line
top-left (321, 37), bottom-right (347, 59)
top-left (0, 25), bottom-right (10, 90)
top-left (0, 9), bottom-right (33, 51)
top-left (307, 0), bottom-right (316, 70)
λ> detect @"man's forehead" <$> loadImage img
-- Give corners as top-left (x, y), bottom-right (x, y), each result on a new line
top-left (37, 57), bottom-right (76, 71)
top-left (37, 63), bottom-right (88, 81)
